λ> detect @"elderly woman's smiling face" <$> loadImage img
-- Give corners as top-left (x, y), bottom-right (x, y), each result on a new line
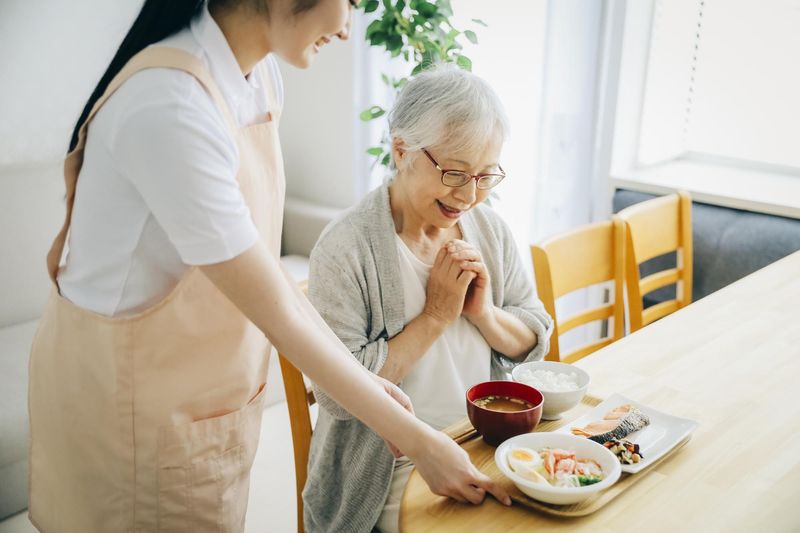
top-left (394, 132), bottom-right (504, 230)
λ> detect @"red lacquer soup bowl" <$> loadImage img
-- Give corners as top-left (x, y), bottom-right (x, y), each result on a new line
top-left (466, 380), bottom-right (544, 447)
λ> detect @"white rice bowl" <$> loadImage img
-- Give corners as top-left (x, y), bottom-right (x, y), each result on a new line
top-left (512, 361), bottom-right (590, 420)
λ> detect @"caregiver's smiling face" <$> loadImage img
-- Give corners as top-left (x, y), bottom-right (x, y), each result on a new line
top-left (396, 132), bottom-right (504, 230)
top-left (270, 0), bottom-right (355, 69)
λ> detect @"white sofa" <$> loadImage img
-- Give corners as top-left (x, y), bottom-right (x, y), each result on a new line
top-left (0, 160), bottom-right (339, 532)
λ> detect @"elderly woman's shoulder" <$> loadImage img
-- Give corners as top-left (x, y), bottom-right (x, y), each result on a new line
top-left (467, 201), bottom-right (514, 240)
top-left (313, 185), bottom-right (388, 257)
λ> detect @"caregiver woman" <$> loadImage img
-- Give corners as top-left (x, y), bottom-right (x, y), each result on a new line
top-left (27, 0), bottom-right (509, 531)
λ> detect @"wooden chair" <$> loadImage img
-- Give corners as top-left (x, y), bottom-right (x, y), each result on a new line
top-left (617, 191), bottom-right (693, 332)
top-left (277, 283), bottom-right (316, 533)
top-left (531, 218), bottom-right (626, 363)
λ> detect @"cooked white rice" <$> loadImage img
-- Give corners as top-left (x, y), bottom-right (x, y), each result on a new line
top-left (516, 368), bottom-right (580, 392)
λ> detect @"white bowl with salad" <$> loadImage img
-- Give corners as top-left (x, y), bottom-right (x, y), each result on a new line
top-left (495, 432), bottom-right (621, 505)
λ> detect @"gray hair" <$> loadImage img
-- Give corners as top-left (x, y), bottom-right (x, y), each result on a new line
top-left (388, 64), bottom-right (509, 170)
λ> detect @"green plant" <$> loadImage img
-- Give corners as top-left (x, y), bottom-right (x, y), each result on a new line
top-left (357, 0), bottom-right (486, 168)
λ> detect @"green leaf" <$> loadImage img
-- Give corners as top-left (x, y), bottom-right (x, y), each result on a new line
top-left (368, 31), bottom-right (387, 46)
top-left (367, 146), bottom-right (384, 156)
top-left (381, 73), bottom-right (391, 86)
top-left (366, 19), bottom-right (382, 37)
top-left (387, 34), bottom-right (404, 55)
top-left (456, 54), bottom-right (472, 71)
top-left (464, 30), bottom-right (478, 44)
top-left (381, 153), bottom-right (392, 167)
top-left (471, 18), bottom-right (488, 27)
top-left (413, 0), bottom-right (437, 17)
top-left (359, 106), bottom-right (386, 121)
top-left (364, 0), bottom-right (379, 13)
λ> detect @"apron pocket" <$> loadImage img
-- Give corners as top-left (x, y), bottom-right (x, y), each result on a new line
top-left (157, 385), bottom-right (266, 532)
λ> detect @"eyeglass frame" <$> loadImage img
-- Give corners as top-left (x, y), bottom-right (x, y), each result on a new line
top-left (421, 148), bottom-right (506, 190)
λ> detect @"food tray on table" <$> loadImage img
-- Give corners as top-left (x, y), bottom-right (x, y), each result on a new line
top-left (443, 394), bottom-right (695, 517)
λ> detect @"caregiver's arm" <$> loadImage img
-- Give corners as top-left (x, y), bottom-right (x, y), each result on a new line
top-left (201, 239), bottom-right (510, 506)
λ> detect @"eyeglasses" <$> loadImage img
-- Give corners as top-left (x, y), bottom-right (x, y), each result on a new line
top-left (422, 149), bottom-right (506, 190)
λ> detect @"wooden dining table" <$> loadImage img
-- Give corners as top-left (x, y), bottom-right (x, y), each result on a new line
top-left (400, 250), bottom-right (800, 532)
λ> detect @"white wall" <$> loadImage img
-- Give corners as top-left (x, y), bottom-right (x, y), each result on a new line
top-left (452, 0), bottom-right (548, 264)
top-left (277, 40), bottom-right (360, 209)
top-left (0, 0), bottom-right (143, 327)
top-left (0, 0), bottom-right (142, 167)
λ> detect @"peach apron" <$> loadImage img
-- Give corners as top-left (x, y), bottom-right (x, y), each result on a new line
top-left (28, 46), bottom-right (284, 532)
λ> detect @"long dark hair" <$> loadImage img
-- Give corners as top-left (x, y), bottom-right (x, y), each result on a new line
top-left (68, 0), bottom-right (206, 152)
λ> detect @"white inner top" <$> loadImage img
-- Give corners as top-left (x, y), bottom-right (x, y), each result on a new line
top-left (394, 234), bottom-right (492, 431)
top-left (58, 6), bottom-right (283, 316)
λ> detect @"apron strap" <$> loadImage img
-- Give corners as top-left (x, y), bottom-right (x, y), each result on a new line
top-left (47, 46), bottom-right (238, 287)
top-left (258, 59), bottom-right (282, 124)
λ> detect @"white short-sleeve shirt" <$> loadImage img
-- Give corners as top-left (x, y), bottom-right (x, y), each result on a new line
top-left (58, 6), bottom-right (283, 316)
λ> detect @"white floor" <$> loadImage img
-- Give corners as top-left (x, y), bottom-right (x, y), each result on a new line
top-left (0, 398), bottom-right (312, 533)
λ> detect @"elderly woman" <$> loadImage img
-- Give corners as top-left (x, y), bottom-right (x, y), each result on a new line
top-left (303, 65), bottom-right (553, 533)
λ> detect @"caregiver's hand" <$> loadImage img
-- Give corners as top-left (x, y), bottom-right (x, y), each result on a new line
top-left (370, 372), bottom-right (414, 458)
top-left (409, 426), bottom-right (512, 506)
top-left (446, 239), bottom-right (493, 324)
top-left (423, 244), bottom-right (476, 326)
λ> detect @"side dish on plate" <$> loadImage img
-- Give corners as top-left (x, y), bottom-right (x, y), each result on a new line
top-left (495, 432), bottom-right (622, 505)
top-left (558, 394), bottom-right (699, 473)
top-left (571, 403), bottom-right (651, 443)
top-left (602, 439), bottom-right (644, 465)
top-left (507, 446), bottom-right (605, 488)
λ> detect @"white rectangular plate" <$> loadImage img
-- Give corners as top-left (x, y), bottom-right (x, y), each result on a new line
top-left (555, 393), bottom-right (699, 474)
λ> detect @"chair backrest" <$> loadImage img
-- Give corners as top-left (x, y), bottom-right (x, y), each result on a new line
top-left (531, 218), bottom-right (625, 363)
top-left (278, 283), bottom-right (316, 533)
top-left (617, 191), bottom-right (693, 332)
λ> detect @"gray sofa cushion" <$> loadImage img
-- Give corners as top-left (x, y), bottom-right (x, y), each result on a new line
top-left (0, 319), bottom-right (37, 520)
top-left (614, 190), bottom-right (800, 303)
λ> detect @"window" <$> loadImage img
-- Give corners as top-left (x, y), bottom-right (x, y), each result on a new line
top-left (611, 0), bottom-right (800, 218)
top-left (640, 0), bottom-right (800, 169)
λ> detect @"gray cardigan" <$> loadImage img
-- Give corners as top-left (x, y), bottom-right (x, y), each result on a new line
top-left (302, 183), bottom-right (553, 533)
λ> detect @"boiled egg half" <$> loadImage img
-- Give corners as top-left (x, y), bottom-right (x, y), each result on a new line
top-left (507, 447), bottom-right (547, 484)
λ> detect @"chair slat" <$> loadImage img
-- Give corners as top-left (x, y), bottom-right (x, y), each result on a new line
top-left (642, 299), bottom-right (681, 326)
top-left (639, 268), bottom-right (680, 296)
top-left (563, 337), bottom-right (615, 364)
top-left (560, 304), bottom-right (614, 334)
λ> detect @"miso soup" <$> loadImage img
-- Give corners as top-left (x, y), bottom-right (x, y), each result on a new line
top-left (474, 395), bottom-right (533, 412)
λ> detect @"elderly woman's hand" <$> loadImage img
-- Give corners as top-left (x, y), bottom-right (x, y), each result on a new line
top-left (422, 245), bottom-right (477, 326)
top-left (446, 240), bottom-right (494, 325)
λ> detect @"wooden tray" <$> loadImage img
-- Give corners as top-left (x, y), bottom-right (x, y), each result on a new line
top-left (442, 395), bottom-right (693, 517)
